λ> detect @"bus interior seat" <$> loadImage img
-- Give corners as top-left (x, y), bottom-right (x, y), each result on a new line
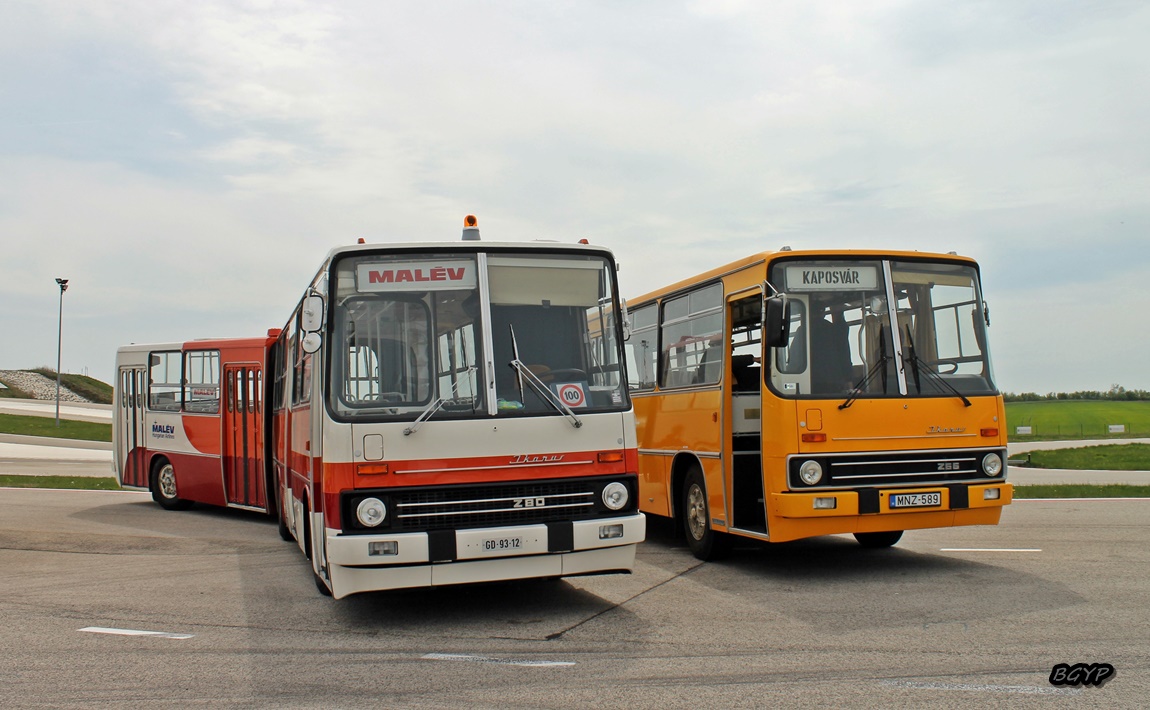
top-left (694, 345), bottom-right (723, 384)
top-left (731, 354), bottom-right (760, 391)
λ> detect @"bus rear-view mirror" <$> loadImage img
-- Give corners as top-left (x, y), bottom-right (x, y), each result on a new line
top-left (301, 332), bottom-right (322, 354)
top-left (301, 295), bottom-right (324, 332)
top-left (764, 294), bottom-right (790, 348)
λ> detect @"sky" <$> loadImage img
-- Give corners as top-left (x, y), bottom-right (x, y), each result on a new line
top-left (2, 0), bottom-right (1147, 394)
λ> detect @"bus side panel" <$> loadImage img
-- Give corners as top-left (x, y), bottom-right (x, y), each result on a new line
top-left (759, 395), bottom-right (799, 486)
top-left (651, 390), bottom-right (722, 452)
top-left (287, 403), bottom-right (315, 519)
top-left (637, 450), bottom-right (671, 517)
top-left (134, 411), bottom-right (225, 504)
top-left (634, 389), bottom-right (722, 519)
top-left (157, 452), bottom-right (227, 507)
top-left (634, 395), bottom-right (670, 516)
top-left (182, 415), bottom-right (223, 456)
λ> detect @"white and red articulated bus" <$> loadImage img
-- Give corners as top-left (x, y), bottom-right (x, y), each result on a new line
top-left (114, 334), bottom-right (279, 513)
top-left (114, 217), bottom-right (645, 598)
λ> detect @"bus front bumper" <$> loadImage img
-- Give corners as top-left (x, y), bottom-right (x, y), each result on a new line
top-left (771, 482), bottom-right (1013, 519)
top-left (323, 513), bottom-right (645, 598)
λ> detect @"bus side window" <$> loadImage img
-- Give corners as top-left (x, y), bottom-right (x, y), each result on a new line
top-left (148, 351), bottom-right (183, 411)
top-left (659, 284), bottom-right (722, 389)
top-left (625, 304), bottom-right (658, 391)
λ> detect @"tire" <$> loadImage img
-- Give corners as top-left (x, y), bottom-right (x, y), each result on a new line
top-left (854, 530), bottom-right (903, 548)
top-left (313, 569), bottom-right (333, 597)
top-left (302, 501), bottom-right (333, 597)
top-left (150, 460), bottom-right (192, 511)
top-left (682, 466), bottom-right (730, 561)
top-left (274, 479), bottom-right (293, 542)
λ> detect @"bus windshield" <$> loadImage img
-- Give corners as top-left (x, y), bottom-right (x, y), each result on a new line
top-left (769, 258), bottom-right (996, 399)
top-left (328, 251), bottom-right (629, 420)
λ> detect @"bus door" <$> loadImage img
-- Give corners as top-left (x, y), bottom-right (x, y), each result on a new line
top-left (118, 367), bottom-right (148, 488)
top-left (223, 365), bottom-right (266, 509)
top-left (727, 292), bottom-right (767, 535)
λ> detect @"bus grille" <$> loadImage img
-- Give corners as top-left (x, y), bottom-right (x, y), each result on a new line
top-left (788, 448), bottom-right (1005, 489)
top-left (388, 479), bottom-right (606, 532)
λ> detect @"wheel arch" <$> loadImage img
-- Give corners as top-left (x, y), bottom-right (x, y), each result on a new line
top-left (147, 453), bottom-right (171, 482)
top-left (669, 452), bottom-right (705, 522)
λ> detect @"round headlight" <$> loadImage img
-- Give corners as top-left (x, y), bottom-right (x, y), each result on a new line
top-left (356, 497), bottom-right (387, 527)
top-left (798, 460), bottom-right (824, 486)
top-left (982, 453), bottom-right (1003, 477)
top-left (602, 482), bottom-right (629, 511)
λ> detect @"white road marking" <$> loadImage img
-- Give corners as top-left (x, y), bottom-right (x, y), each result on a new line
top-left (883, 680), bottom-right (1079, 696)
top-left (80, 626), bottom-right (193, 639)
top-left (422, 653), bottom-right (574, 667)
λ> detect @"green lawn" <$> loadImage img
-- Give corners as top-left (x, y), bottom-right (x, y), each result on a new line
top-left (1013, 484), bottom-right (1150, 498)
top-left (1021, 443), bottom-right (1150, 471)
top-left (1006, 400), bottom-right (1150, 440)
top-left (0, 413), bottom-right (112, 442)
top-left (0, 475), bottom-right (121, 490)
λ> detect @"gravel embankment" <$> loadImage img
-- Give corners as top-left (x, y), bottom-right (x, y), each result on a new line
top-left (0, 370), bottom-right (89, 403)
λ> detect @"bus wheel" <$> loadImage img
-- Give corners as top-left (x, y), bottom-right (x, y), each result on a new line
top-left (150, 460), bottom-right (192, 511)
top-left (302, 504), bottom-right (333, 597)
top-left (274, 483), bottom-right (293, 542)
top-left (682, 466), bottom-right (730, 561)
top-left (854, 531), bottom-right (903, 548)
top-left (313, 568), bottom-right (333, 597)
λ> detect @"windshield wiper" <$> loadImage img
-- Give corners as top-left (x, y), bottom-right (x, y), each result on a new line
top-left (403, 366), bottom-right (477, 436)
top-left (840, 329), bottom-right (889, 410)
top-left (903, 325), bottom-right (971, 407)
top-left (507, 325), bottom-right (582, 428)
top-left (508, 359), bottom-right (584, 428)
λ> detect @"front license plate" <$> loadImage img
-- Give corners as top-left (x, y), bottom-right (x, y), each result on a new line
top-left (480, 536), bottom-right (524, 553)
top-left (456, 526), bottom-right (548, 560)
top-left (889, 492), bottom-right (942, 509)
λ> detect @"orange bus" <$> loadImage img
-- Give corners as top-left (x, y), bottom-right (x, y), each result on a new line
top-left (625, 249), bottom-right (1012, 558)
top-left (114, 334), bottom-right (278, 512)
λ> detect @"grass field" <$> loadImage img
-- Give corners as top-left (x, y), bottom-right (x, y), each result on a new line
top-left (0, 383), bottom-right (33, 398)
top-left (1023, 443), bottom-right (1150, 471)
top-left (1012, 484), bottom-right (1150, 498)
top-left (1006, 400), bottom-right (1150, 440)
top-left (0, 475), bottom-right (121, 490)
top-left (0, 413), bottom-right (112, 442)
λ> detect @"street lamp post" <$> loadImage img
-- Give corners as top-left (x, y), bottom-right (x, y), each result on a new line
top-left (55, 278), bottom-right (69, 427)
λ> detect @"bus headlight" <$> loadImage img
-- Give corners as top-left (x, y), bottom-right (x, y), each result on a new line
top-left (982, 453), bottom-right (1004, 477)
top-left (602, 482), bottom-right (629, 511)
top-left (798, 460), bottom-right (824, 486)
top-left (356, 497), bottom-right (387, 527)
